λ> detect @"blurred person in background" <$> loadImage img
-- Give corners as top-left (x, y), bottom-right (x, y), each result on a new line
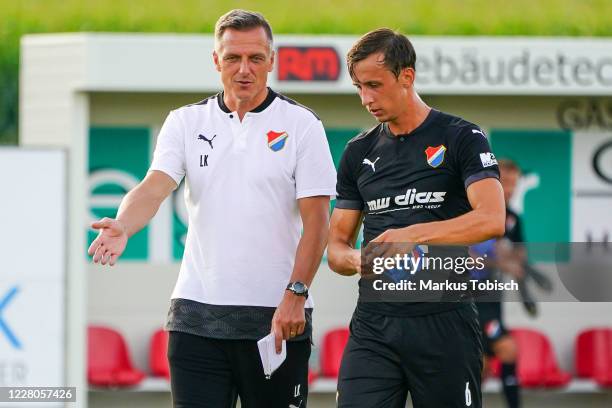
top-left (470, 158), bottom-right (526, 408)
top-left (328, 28), bottom-right (505, 408)
top-left (87, 9), bottom-right (336, 408)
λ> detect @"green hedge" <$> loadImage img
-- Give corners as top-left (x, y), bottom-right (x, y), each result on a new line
top-left (2, 0), bottom-right (612, 144)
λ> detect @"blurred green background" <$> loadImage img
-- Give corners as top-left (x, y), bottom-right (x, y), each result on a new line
top-left (2, 0), bottom-right (612, 145)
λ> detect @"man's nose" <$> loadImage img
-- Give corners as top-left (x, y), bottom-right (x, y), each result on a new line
top-left (239, 58), bottom-right (250, 74)
top-left (360, 89), bottom-right (373, 107)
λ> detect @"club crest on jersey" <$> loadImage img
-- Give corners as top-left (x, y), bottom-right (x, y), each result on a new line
top-left (485, 320), bottom-right (502, 339)
top-left (424, 145), bottom-right (447, 168)
top-left (267, 130), bottom-right (288, 152)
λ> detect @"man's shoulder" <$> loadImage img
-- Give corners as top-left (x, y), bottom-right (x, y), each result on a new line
top-left (434, 110), bottom-right (483, 135)
top-left (346, 124), bottom-right (382, 148)
top-left (273, 92), bottom-right (321, 122)
top-left (172, 93), bottom-right (221, 115)
top-left (336, 124), bottom-right (382, 165)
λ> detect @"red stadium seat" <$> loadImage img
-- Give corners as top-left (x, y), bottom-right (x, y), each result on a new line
top-left (308, 369), bottom-right (318, 384)
top-left (512, 328), bottom-right (570, 387)
top-left (487, 328), bottom-right (570, 388)
top-left (87, 326), bottom-right (145, 387)
top-left (576, 328), bottom-right (612, 386)
top-left (320, 327), bottom-right (350, 378)
top-left (150, 329), bottom-right (170, 380)
top-left (487, 356), bottom-right (501, 378)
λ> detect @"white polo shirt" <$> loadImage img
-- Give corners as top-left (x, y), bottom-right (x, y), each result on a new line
top-left (149, 89), bottom-right (336, 309)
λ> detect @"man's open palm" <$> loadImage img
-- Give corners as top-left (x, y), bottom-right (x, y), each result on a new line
top-left (87, 217), bottom-right (128, 266)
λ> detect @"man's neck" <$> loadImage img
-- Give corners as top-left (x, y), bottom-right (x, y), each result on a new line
top-left (223, 87), bottom-right (269, 121)
top-left (387, 94), bottom-right (431, 136)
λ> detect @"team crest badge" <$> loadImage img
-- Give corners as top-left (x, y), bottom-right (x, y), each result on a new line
top-left (424, 145), bottom-right (447, 168)
top-left (267, 131), bottom-right (288, 152)
top-left (485, 320), bottom-right (502, 339)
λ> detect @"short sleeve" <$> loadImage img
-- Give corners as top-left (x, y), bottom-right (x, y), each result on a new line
top-left (453, 126), bottom-right (500, 189)
top-left (148, 110), bottom-right (186, 186)
top-left (335, 144), bottom-right (364, 210)
top-left (295, 119), bottom-right (337, 199)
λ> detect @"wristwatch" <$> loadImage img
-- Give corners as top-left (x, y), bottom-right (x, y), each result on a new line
top-left (286, 281), bottom-right (309, 299)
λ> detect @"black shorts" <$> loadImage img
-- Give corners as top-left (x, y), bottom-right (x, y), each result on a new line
top-left (337, 304), bottom-right (483, 408)
top-left (168, 331), bottom-right (310, 408)
top-left (475, 302), bottom-right (508, 356)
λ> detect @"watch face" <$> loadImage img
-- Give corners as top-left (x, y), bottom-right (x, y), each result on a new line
top-left (293, 282), bottom-right (305, 293)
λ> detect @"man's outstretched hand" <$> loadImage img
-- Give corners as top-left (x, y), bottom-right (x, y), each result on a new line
top-left (87, 217), bottom-right (128, 266)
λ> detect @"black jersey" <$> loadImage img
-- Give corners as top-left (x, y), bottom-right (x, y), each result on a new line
top-left (336, 109), bottom-right (500, 316)
top-left (505, 208), bottom-right (524, 243)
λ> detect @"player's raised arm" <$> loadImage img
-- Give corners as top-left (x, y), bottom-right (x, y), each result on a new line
top-left (87, 170), bottom-right (177, 266)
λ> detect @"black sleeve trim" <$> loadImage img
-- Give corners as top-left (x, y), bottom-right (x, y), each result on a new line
top-left (464, 170), bottom-right (500, 189)
top-left (335, 199), bottom-right (364, 210)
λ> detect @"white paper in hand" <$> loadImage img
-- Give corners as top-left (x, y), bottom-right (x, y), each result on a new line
top-left (257, 332), bottom-right (287, 379)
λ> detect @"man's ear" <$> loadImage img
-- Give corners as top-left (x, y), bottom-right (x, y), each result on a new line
top-left (399, 67), bottom-right (415, 88)
top-left (213, 50), bottom-right (221, 72)
top-left (268, 49), bottom-right (275, 73)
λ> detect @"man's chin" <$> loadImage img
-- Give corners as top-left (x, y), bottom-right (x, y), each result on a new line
top-left (372, 115), bottom-right (389, 123)
top-left (232, 88), bottom-right (263, 101)
top-left (232, 90), bottom-right (252, 99)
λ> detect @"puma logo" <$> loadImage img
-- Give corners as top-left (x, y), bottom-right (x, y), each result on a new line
top-left (471, 129), bottom-right (485, 137)
top-left (362, 157), bottom-right (380, 172)
top-left (198, 134), bottom-right (216, 149)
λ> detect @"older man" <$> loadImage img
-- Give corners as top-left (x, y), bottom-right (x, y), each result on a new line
top-left (88, 9), bottom-right (336, 407)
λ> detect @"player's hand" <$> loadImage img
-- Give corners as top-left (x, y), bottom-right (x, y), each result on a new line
top-left (271, 291), bottom-right (306, 354)
top-left (364, 228), bottom-right (416, 273)
top-left (347, 249), bottom-right (362, 276)
top-left (87, 217), bottom-right (128, 266)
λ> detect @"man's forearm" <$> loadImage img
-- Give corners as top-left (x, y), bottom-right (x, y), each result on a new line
top-left (289, 221), bottom-right (329, 286)
top-left (403, 208), bottom-right (505, 245)
top-left (116, 183), bottom-right (168, 237)
top-left (327, 208), bottom-right (363, 276)
top-left (273, 209), bottom-right (328, 342)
